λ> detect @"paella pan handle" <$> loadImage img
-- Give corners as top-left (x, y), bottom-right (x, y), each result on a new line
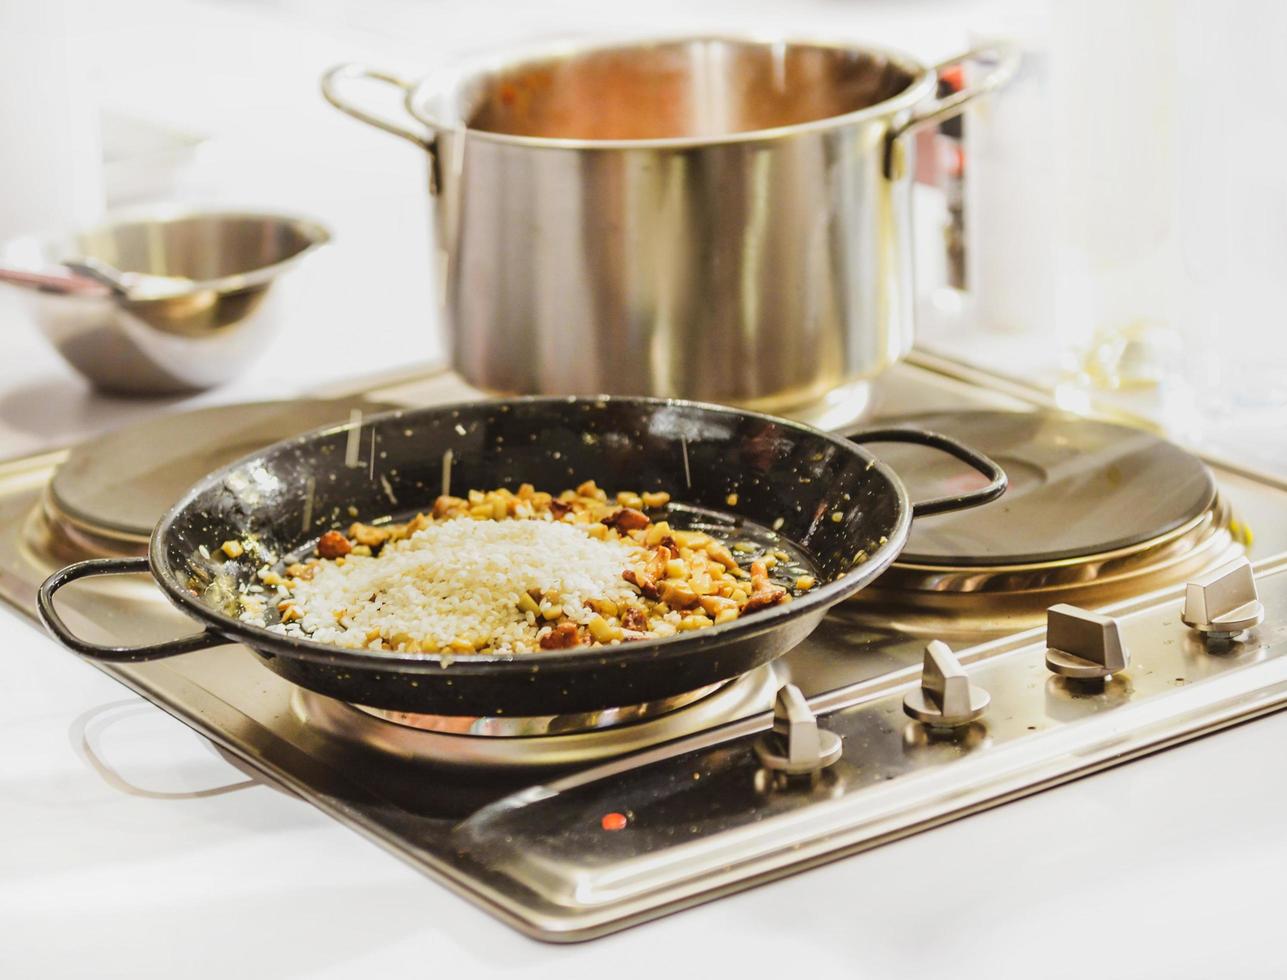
top-left (37, 557), bottom-right (228, 662)
top-left (843, 427), bottom-right (1008, 518)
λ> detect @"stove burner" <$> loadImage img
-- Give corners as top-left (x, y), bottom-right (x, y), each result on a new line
top-left (293, 666), bottom-right (777, 770)
top-left (45, 397), bottom-right (394, 550)
top-left (872, 411), bottom-right (1216, 566)
top-left (357, 681), bottom-right (724, 737)
top-left (855, 410), bottom-right (1245, 631)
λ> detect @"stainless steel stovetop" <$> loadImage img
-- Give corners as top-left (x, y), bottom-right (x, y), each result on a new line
top-left (4, 353), bottom-right (1287, 941)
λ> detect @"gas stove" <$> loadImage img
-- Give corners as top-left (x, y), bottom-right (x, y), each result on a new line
top-left (4, 352), bottom-right (1286, 941)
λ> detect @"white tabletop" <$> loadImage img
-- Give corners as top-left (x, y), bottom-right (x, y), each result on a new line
top-left (4, 2), bottom-right (1285, 976)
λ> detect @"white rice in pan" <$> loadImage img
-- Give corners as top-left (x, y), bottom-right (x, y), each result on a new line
top-left (267, 519), bottom-right (645, 654)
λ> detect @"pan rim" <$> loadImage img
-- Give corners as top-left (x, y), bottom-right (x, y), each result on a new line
top-left (147, 395), bottom-right (912, 673)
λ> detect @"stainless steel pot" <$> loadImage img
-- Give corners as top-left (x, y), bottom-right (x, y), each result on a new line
top-left (323, 37), bottom-right (1015, 412)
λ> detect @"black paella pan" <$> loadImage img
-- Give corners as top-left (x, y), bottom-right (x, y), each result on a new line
top-left (38, 397), bottom-right (1005, 716)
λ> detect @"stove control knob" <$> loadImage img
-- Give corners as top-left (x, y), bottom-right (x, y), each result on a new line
top-left (1182, 558), bottom-right (1264, 641)
top-left (1045, 604), bottom-right (1129, 679)
top-left (903, 640), bottom-right (990, 729)
top-left (754, 683), bottom-right (843, 775)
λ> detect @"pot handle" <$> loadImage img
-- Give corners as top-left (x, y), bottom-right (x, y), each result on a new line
top-left (844, 427), bottom-right (1007, 517)
top-left (38, 557), bottom-right (229, 662)
top-left (322, 63), bottom-right (441, 193)
top-left (884, 41), bottom-right (1020, 178)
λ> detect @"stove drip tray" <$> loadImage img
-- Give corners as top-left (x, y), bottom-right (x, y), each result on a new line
top-left (292, 666), bottom-right (777, 770)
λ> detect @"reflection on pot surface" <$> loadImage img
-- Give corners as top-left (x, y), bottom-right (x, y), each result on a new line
top-left (323, 37), bottom-right (1016, 409)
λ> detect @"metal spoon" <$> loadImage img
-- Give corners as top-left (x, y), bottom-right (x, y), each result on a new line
top-left (62, 256), bottom-right (193, 301)
top-left (0, 263), bottom-right (112, 297)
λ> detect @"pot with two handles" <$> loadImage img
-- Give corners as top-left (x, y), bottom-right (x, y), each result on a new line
top-left (322, 37), bottom-right (1017, 413)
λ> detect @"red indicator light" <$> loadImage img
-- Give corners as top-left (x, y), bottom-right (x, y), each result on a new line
top-left (600, 812), bottom-right (628, 832)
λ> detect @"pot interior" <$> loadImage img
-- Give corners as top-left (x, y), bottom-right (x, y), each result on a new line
top-left (459, 38), bottom-right (920, 140)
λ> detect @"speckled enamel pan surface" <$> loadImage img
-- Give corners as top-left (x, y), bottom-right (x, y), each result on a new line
top-left (149, 397), bottom-right (912, 715)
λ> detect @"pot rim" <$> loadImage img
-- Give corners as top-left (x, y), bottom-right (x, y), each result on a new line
top-left (402, 33), bottom-right (939, 152)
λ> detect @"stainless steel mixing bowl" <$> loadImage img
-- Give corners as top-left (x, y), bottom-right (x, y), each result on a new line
top-left (2, 207), bottom-right (330, 395)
